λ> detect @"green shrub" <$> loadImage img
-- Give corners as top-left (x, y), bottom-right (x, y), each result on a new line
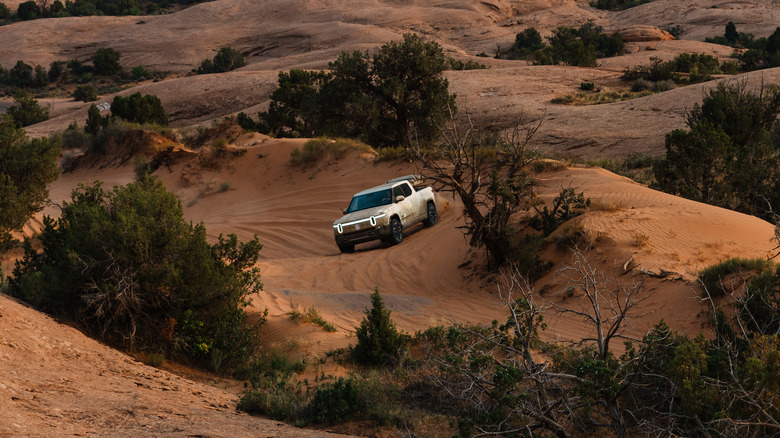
top-left (529, 187), bottom-right (590, 237)
top-left (7, 90), bottom-right (49, 127)
top-left (131, 65), bottom-right (150, 80)
top-left (0, 3), bottom-right (11, 21)
top-left (447, 57), bottom-right (487, 70)
top-left (352, 288), bottom-right (410, 367)
top-left (580, 82), bottom-right (595, 91)
top-left (73, 84), bottom-right (99, 102)
top-left (307, 377), bottom-right (362, 425)
top-left (7, 177), bottom-right (264, 371)
top-left (93, 47), bottom-right (122, 76)
top-left (699, 258), bottom-right (772, 297)
top-left (653, 82), bottom-right (780, 221)
top-left (197, 47), bottom-right (246, 74)
top-left (0, 114), bottom-right (61, 252)
top-left (111, 92), bottom-right (168, 126)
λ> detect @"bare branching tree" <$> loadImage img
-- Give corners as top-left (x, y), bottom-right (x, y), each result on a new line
top-left (421, 266), bottom-right (580, 437)
top-left (412, 111), bottom-right (543, 267)
top-left (551, 249), bottom-right (651, 361)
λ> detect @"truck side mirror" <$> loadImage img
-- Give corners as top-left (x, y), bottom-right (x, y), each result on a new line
top-left (343, 208), bottom-right (348, 214)
top-left (395, 195), bottom-right (405, 202)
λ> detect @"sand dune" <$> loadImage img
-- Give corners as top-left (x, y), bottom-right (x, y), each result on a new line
top-left (3, 0), bottom-right (780, 434)
top-left (38, 137), bottom-right (773, 355)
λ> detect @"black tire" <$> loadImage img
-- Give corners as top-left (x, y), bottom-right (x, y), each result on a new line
top-left (338, 244), bottom-right (355, 253)
top-left (389, 217), bottom-right (403, 245)
top-left (423, 201), bottom-right (438, 227)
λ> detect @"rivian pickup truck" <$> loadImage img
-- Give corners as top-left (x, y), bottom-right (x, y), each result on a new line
top-left (333, 175), bottom-right (437, 253)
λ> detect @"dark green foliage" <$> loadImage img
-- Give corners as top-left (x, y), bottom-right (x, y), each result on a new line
top-left (93, 48), bottom-right (122, 76)
top-left (85, 103), bottom-right (109, 135)
top-left (8, 60), bottom-right (34, 87)
top-left (258, 69), bottom-right (331, 138)
top-left (7, 177), bottom-right (263, 371)
top-left (740, 266), bottom-right (780, 334)
top-left (131, 65), bottom-right (150, 79)
top-left (515, 27), bottom-right (544, 51)
top-left (529, 187), bottom-right (590, 236)
top-left (665, 25), bottom-right (684, 39)
top-left (446, 57), bottom-right (487, 70)
top-left (653, 83), bottom-right (780, 220)
top-left (725, 21), bottom-right (739, 44)
top-left (111, 92), bottom-right (168, 126)
top-left (7, 91), bottom-right (49, 127)
top-left (13, 0), bottom-right (209, 19)
top-left (307, 377), bottom-right (362, 425)
top-left (535, 26), bottom-right (597, 67)
top-left (591, 0), bottom-right (652, 10)
top-left (0, 114), bottom-right (61, 252)
top-left (352, 288), bottom-right (409, 367)
top-left (507, 27), bottom-right (544, 58)
top-left (73, 84), bottom-right (98, 102)
top-left (580, 81), bottom-right (595, 91)
top-left (33, 65), bottom-right (48, 87)
top-left (698, 258), bottom-right (772, 297)
top-left (0, 3), bottom-right (11, 21)
top-left (16, 1), bottom-right (40, 20)
top-left (197, 47), bottom-right (246, 74)
top-left (258, 34), bottom-right (455, 148)
top-left (236, 112), bottom-right (257, 131)
top-left (529, 23), bottom-right (623, 66)
top-left (705, 23), bottom-right (780, 70)
top-left (623, 53), bottom-right (727, 86)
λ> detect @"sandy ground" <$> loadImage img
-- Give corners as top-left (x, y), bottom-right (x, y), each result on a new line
top-left (3, 0), bottom-right (780, 435)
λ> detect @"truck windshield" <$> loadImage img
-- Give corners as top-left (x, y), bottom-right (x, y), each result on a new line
top-left (346, 189), bottom-right (393, 213)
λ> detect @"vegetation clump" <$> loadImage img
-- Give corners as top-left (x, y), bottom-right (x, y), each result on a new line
top-left (352, 288), bottom-right (409, 367)
top-left (289, 137), bottom-right (373, 166)
top-left (7, 176), bottom-right (264, 372)
top-left (247, 34), bottom-right (455, 149)
top-left (0, 114), bottom-right (61, 252)
top-left (622, 53), bottom-right (737, 88)
top-left (6, 90), bottom-right (49, 127)
top-left (197, 47), bottom-right (246, 74)
top-left (7, 0), bottom-right (209, 21)
top-left (652, 82), bottom-right (780, 221)
top-left (705, 22), bottom-right (780, 71)
top-left (591, 0), bottom-right (653, 10)
top-left (111, 92), bottom-right (168, 126)
top-left (506, 22), bottom-right (624, 66)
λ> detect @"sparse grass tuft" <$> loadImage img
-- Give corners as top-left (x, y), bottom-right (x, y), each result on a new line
top-left (552, 89), bottom-right (654, 105)
top-left (590, 199), bottom-right (627, 212)
top-left (288, 307), bottom-right (337, 332)
top-left (144, 352), bottom-right (166, 368)
top-left (291, 137), bottom-right (374, 166)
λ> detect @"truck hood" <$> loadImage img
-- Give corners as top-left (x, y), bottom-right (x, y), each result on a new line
top-left (333, 206), bottom-right (388, 225)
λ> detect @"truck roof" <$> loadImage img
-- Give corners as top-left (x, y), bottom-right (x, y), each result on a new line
top-left (353, 180), bottom-right (408, 197)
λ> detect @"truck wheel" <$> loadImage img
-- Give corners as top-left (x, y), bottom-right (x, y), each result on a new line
top-left (338, 244), bottom-right (355, 253)
top-left (389, 217), bottom-right (403, 245)
top-left (423, 201), bottom-right (438, 227)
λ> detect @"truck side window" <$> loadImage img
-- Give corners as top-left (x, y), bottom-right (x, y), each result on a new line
top-left (393, 185), bottom-right (404, 200)
top-left (400, 183), bottom-right (412, 197)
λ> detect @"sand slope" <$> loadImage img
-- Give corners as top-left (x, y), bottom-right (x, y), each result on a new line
top-left (0, 293), bottom-right (355, 437)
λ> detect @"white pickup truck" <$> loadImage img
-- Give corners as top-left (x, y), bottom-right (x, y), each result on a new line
top-left (333, 175), bottom-right (438, 253)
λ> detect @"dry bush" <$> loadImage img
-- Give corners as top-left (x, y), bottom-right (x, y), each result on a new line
top-left (633, 232), bottom-right (649, 248)
top-left (590, 198), bottom-right (628, 212)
